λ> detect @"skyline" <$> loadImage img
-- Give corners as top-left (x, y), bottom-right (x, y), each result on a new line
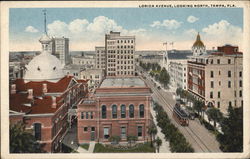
top-left (10, 8), bottom-right (243, 51)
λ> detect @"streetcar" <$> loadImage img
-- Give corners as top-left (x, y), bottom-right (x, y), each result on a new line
top-left (173, 104), bottom-right (189, 126)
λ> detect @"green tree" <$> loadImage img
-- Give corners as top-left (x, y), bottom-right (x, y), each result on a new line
top-left (206, 107), bottom-right (223, 127)
top-left (155, 137), bottom-right (162, 153)
top-left (109, 136), bottom-right (121, 145)
top-left (148, 124), bottom-right (157, 147)
top-left (127, 135), bottom-right (138, 147)
top-left (193, 100), bottom-right (203, 116)
top-left (217, 106), bottom-right (243, 152)
top-left (10, 121), bottom-right (45, 153)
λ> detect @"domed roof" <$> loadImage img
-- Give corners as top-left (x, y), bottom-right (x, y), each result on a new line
top-left (192, 33), bottom-right (205, 48)
top-left (24, 51), bottom-right (64, 82)
top-left (39, 34), bottom-right (51, 44)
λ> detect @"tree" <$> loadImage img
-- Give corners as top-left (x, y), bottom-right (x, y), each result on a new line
top-left (109, 136), bottom-right (121, 145)
top-left (206, 107), bottom-right (223, 127)
top-left (193, 100), bottom-right (203, 116)
top-left (127, 135), bottom-right (138, 147)
top-left (217, 106), bottom-right (243, 152)
top-left (148, 124), bottom-right (157, 147)
top-left (155, 137), bottom-right (162, 153)
top-left (10, 121), bottom-right (45, 153)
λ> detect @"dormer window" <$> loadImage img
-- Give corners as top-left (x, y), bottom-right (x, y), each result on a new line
top-left (53, 67), bottom-right (56, 70)
top-left (37, 67), bottom-right (41, 71)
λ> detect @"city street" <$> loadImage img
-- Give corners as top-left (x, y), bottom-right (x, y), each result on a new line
top-left (137, 65), bottom-right (221, 152)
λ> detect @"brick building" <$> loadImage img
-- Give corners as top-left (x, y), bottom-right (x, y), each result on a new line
top-left (187, 45), bottom-right (243, 114)
top-left (77, 77), bottom-right (152, 143)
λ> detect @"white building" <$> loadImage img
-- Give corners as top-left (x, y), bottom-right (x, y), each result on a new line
top-left (105, 31), bottom-right (135, 77)
top-left (50, 37), bottom-right (70, 66)
top-left (188, 45), bottom-right (243, 114)
top-left (72, 55), bottom-right (95, 68)
top-left (95, 46), bottom-right (106, 70)
top-left (169, 60), bottom-right (188, 90)
top-left (80, 69), bottom-right (104, 91)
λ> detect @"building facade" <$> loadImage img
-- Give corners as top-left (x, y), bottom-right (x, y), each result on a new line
top-left (95, 46), bottom-right (106, 70)
top-left (80, 68), bottom-right (104, 91)
top-left (72, 55), bottom-right (96, 68)
top-left (187, 45), bottom-right (243, 114)
top-left (77, 77), bottom-right (152, 143)
top-left (169, 60), bottom-right (188, 90)
top-left (105, 31), bottom-right (135, 77)
top-left (51, 37), bottom-right (70, 66)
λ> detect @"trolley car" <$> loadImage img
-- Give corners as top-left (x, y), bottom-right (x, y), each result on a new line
top-left (173, 104), bottom-right (189, 126)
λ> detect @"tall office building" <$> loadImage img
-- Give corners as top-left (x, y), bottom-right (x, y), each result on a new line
top-left (105, 31), bottom-right (135, 77)
top-left (51, 37), bottom-right (70, 66)
top-left (95, 46), bottom-right (106, 70)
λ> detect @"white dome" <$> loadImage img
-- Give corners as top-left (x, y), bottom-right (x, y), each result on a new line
top-left (39, 34), bottom-right (51, 44)
top-left (24, 51), bottom-right (64, 82)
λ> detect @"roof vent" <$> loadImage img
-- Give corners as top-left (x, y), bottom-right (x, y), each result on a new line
top-left (27, 89), bottom-right (33, 99)
top-left (11, 84), bottom-right (16, 94)
top-left (52, 96), bottom-right (57, 108)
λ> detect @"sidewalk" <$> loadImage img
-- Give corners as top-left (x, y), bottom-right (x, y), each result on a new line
top-left (150, 106), bottom-right (171, 153)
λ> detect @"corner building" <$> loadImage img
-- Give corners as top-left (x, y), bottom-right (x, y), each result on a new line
top-left (77, 77), bottom-right (152, 143)
top-left (105, 31), bottom-right (135, 77)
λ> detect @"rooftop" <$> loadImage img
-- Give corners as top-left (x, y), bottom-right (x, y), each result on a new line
top-left (100, 77), bottom-right (146, 88)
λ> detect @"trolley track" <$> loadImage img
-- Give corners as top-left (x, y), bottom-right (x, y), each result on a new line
top-left (141, 71), bottom-right (219, 152)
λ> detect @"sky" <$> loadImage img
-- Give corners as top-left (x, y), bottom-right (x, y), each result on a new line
top-left (9, 8), bottom-right (243, 51)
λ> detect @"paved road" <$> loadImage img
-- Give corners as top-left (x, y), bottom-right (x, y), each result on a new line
top-left (137, 66), bottom-right (221, 152)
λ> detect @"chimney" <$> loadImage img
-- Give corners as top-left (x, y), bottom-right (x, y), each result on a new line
top-left (27, 89), bottom-right (33, 99)
top-left (11, 84), bottom-right (16, 94)
top-left (52, 96), bottom-right (57, 108)
top-left (42, 83), bottom-right (47, 93)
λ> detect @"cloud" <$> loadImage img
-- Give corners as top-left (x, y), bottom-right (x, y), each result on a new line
top-left (150, 19), bottom-right (182, 29)
top-left (202, 20), bottom-right (242, 47)
top-left (25, 26), bottom-right (39, 33)
top-left (187, 16), bottom-right (199, 23)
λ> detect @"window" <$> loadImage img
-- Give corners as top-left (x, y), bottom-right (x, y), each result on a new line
top-left (137, 126), bottom-right (142, 137)
top-left (217, 59), bottom-right (220, 64)
top-left (112, 105), bottom-right (117, 118)
top-left (235, 91), bottom-right (237, 97)
top-left (239, 90), bottom-right (242, 97)
top-left (241, 100), bottom-right (243, 107)
top-left (228, 71), bottom-right (231, 77)
top-left (217, 102), bottom-right (220, 108)
top-left (228, 81), bottom-right (231, 88)
top-left (239, 71), bottom-right (242, 77)
top-left (210, 92), bottom-right (213, 98)
top-left (211, 81), bottom-right (214, 88)
top-left (228, 59), bottom-right (231, 64)
top-left (34, 123), bottom-right (41, 140)
top-left (81, 112), bottom-right (84, 119)
top-left (139, 104), bottom-right (144, 118)
top-left (121, 127), bottom-right (126, 138)
top-left (104, 127), bottom-right (110, 139)
top-left (90, 112), bottom-right (93, 119)
top-left (211, 59), bottom-right (213, 64)
top-left (218, 91), bottom-right (221, 98)
top-left (84, 127), bottom-right (88, 132)
top-left (101, 105), bottom-right (107, 119)
top-left (91, 127), bottom-right (95, 131)
top-left (219, 71), bottom-right (221, 75)
top-left (229, 101), bottom-right (232, 107)
top-left (86, 112), bottom-right (89, 119)
top-left (121, 105), bottom-right (126, 118)
top-left (219, 81), bottom-right (221, 86)
top-left (239, 80), bottom-right (242, 87)
top-left (210, 71), bottom-right (214, 78)
top-left (129, 104), bottom-right (134, 118)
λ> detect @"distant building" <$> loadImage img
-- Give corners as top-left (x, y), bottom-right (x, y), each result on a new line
top-left (63, 64), bottom-right (87, 79)
top-left (71, 55), bottom-right (95, 68)
top-left (187, 45), bottom-right (243, 114)
top-left (138, 54), bottom-right (163, 65)
top-left (77, 77), bottom-right (152, 143)
top-left (192, 33), bottom-right (206, 56)
top-left (9, 61), bottom-right (25, 83)
top-left (80, 68), bottom-right (104, 91)
top-left (95, 46), bottom-right (106, 70)
top-left (50, 37), bottom-right (70, 66)
top-left (169, 60), bottom-right (188, 90)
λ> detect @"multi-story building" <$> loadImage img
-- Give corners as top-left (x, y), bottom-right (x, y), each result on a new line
top-left (187, 45), bottom-right (243, 114)
top-left (77, 77), bottom-right (152, 143)
top-left (105, 31), bottom-right (135, 77)
top-left (50, 37), bottom-right (70, 66)
top-left (95, 46), bottom-right (106, 70)
top-left (72, 55), bottom-right (95, 68)
top-left (169, 60), bottom-right (188, 90)
top-left (80, 68), bottom-right (104, 91)
top-left (9, 31), bottom-right (88, 152)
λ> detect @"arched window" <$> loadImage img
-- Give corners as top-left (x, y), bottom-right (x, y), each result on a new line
top-left (139, 104), bottom-right (144, 118)
top-left (129, 104), bottom-right (134, 118)
top-left (101, 105), bottom-right (106, 119)
top-left (112, 105), bottom-right (117, 118)
top-left (34, 123), bottom-right (42, 140)
top-left (121, 104), bottom-right (126, 118)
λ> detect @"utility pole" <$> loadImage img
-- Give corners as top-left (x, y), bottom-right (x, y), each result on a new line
top-left (163, 42), bottom-right (168, 68)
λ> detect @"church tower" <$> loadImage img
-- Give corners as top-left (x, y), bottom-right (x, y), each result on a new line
top-left (192, 33), bottom-right (206, 56)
